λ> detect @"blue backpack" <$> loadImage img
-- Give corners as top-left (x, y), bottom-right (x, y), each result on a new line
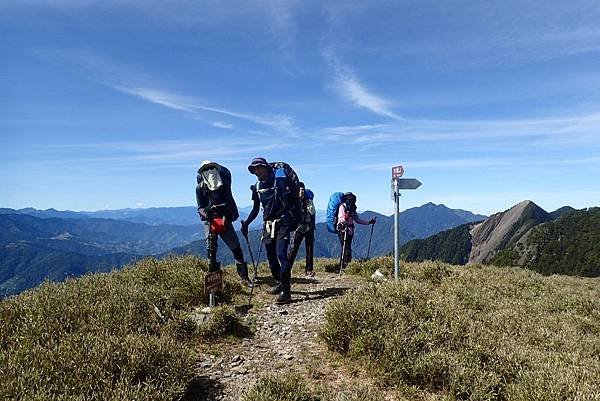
top-left (326, 192), bottom-right (345, 233)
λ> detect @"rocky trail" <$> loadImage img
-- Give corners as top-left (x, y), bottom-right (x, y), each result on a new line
top-left (192, 271), bottom-right (363, 400)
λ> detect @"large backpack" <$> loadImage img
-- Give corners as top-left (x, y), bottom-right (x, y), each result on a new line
top-left (255, 162), bottom-right (302, 226)
top-left (326, 192), bottom-right (345, 233)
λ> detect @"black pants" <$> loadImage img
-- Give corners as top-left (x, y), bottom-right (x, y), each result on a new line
top-left (288, 227), bottom-right (314, 272)
top-left (205, 222), bottom-right (244, 272)
top-left (338, 230), bottom-right (354, 269)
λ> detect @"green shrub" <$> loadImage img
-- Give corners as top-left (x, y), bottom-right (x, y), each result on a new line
top-left (321, 260), bottom-right (600, 400)
top-left (0, 256), bottom-right (246, 401)
top-left (345, 256), bottom-right (393, 279)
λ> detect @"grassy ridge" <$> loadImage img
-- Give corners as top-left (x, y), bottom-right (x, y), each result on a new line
top-left (321, 260), bottom-right (600, 400)
top-left (0, 256), bottom-right (243, 401)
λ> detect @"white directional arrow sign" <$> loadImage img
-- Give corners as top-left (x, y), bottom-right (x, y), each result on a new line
top-left (395, 178), bottom-right (422, 190)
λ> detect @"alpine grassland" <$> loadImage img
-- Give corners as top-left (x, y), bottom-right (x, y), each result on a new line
top-left (242, 374), bottom-right (384, 401)
top-left (321, 259), bottom-right (600, 400)
top-left (0, 255), bottom-right (245, 401)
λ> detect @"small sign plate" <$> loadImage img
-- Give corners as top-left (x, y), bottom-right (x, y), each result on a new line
top-left (204, 270), bottom-right (224, 296)
top-left (392, 165), bottom-right (404, 179)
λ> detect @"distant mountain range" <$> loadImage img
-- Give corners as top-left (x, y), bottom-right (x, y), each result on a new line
top-left (0, 202), bottom-right (485, 296)
top-left (401, 201), bottom-right (599, 277)
top-left (163, 203), bottom-right (486, 266)
top-left (0, 206), bottom-right (328, 232)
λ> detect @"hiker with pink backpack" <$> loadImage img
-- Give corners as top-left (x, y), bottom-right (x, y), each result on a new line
top-left (327, 192), bottom-right (377, 272)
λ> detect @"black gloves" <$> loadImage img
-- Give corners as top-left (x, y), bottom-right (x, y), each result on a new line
top-left (369, 217), bottom-right (377, 225)
top-left (336, 221), bottom-right (347, 232)
top-left (241, 220), bottom-right (249, 237)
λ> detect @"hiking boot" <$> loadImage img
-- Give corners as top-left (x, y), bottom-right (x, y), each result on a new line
top-left (275, 291), bottom-right (292, 304)
top-left (236, 262), bottom-right (253, 288)
top-left (269, 281), bottom-right (283, 294)
top-left (305, 269), bottom-right (315, 278)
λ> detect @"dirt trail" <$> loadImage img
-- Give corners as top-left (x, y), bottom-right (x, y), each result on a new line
top-left (196, 272), bottom-right (361, 400)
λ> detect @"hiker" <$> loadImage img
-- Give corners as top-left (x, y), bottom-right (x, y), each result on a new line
top-left (196, 160), bottom-right (252, 286)
top-left (240, 157), bottom-right (301, 304)
top-left (287, 182), bottom-right (316, 277)
top-left (334, 192), bottom-right (376, 271)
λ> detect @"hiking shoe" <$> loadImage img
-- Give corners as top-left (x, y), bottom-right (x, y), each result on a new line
top-left (236, 263), bottom-right (253, 288)
top-left (275, 292), bottom-right (292, 304)
top-left (305, 270), bottom-right (315, 278)
top-left (269, 282), bottom-right (283, 294)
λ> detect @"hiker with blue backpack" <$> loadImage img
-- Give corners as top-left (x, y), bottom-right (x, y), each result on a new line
top-left (287, 182), bottom-right (316, 277)
top-left (240, 157), bottom-right (302, 304)
top-left (327, 192), bottom-right (376, 272)
top-left (196, 160), bottom-right (252, 287)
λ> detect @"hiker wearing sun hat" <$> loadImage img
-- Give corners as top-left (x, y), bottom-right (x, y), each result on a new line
top-left (241, 157), bottom-right (302, 304)
top-left (196, 160), bottom-right (252, 287)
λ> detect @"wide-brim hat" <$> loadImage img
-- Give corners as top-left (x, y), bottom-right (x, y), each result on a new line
top-left (198, 160), bottom-right (221, 173)
top-left (247, 157), bottom-right (270, 173)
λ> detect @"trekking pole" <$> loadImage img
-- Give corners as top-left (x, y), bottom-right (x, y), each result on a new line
top-left (366, 222), bottom-right (375, 260)
top-left (339, 227), bottom-right (348, 276)
top-left (248, 235), bottom-right (264, 304)
top-left (243, 232), bottom-right (258, 280)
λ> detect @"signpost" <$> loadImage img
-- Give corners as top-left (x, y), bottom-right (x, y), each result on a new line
top-left (391, 166), bottom-right (422, 281)
top-left (204, 270), bottom-right (223, 307)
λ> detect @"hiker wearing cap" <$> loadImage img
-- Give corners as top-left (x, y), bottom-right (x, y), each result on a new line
top-left (196, 160), bottom-right (252, 286)
top-left (241, 157), bottom-right (301, 304)
top-left (337, 192), bottom-right (376, 271)
top-left (287, 182), bottom-right (316, 277)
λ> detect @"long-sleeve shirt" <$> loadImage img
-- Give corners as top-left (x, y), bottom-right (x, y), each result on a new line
top-left (337, 203), bottom-right (369, 236)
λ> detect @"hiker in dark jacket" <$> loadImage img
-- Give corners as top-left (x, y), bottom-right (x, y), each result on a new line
top-left (241, 157), bottom-right (301, 304)
top-left (337, 192), bottom-right (376, 271)
top-left (196, 160), bottom-right (251, 286)
top-left (288, 182), bottom-right (316, 277)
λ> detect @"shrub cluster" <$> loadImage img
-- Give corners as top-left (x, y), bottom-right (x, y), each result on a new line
top-left (321, 260), bottom-right (600, 400)
top-left (0, 256), bottom-right (244, 401)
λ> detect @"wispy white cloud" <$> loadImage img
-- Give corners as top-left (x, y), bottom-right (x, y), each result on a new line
top-left (318, 112), bottom-right (600, 147)
top-left (212, 121), bottom-right (234, 129)
top-left (19, 138), bottom-right (289, 171)
top-left (110, 83), bottom-right (296, 133)
top-left (323, 50), bottom-right (402, 121)
top-left (40, 50), bottom-right (298, 134)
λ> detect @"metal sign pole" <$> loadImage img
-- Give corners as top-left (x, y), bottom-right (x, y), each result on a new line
top-left (394, 179), bottom-right (400, 281)
top-left (391, 165), bottom-right (421, 282)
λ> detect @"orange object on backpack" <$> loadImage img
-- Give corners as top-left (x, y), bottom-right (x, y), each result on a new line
top-left (210, 217), bottom-right (226, 234)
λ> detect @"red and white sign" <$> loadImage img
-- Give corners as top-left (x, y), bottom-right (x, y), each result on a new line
top-left (392, 165), bottom-right (404, 179)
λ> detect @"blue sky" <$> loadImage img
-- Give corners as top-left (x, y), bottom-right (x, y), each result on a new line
top-left (2, 0), bottom-right (600, 215)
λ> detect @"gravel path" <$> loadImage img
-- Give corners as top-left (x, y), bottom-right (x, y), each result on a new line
top-left (195, 272), bottom-right (360, 400)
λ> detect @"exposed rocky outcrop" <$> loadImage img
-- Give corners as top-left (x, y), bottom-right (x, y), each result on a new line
top-left (468, 200), bottom-right (551, 264)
